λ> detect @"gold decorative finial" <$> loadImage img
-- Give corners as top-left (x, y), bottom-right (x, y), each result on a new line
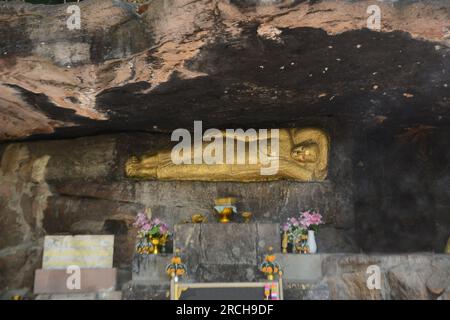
top-left (242, 211), bottom-right (252, 223)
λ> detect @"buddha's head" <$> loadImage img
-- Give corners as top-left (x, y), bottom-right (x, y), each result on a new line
top-left (291, 142), bottom-right (319, 163)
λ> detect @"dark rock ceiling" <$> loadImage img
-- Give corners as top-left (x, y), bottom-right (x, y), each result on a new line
top-left (0, 0), bottom-right (449, 142)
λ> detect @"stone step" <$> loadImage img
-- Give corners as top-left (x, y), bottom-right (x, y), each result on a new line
top-left (132, 255), bottom-right (170, 283)
top-left (34, 268), bottom-right (117, 294)
top-left (35, 291), bottom-right (122, 300)
top-left (275, 254), bottom-right (322, 281)
top-left (122, 281), bottom-right (170, 300)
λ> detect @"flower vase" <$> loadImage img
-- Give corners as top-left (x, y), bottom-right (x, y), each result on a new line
top-left (307, 230), bottom-right (317, 254)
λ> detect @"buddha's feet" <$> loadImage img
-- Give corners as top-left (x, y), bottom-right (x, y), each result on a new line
top-left (125, 156), bottom-right (157, 178)
top-left (125, 156), bottom-right (140, 177)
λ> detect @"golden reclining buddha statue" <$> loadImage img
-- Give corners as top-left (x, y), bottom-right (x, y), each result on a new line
top-left (125, 128), bottom-right (329, 182)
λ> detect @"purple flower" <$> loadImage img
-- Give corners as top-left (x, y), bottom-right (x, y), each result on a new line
top-left (134, 212), bottom-right (171, 237)
top-left (134, 212), bottom-right (150, 228)
top-left (299, 211), bottom-right (324, 229)
top-left (159, 224), bottom-right (168, 234)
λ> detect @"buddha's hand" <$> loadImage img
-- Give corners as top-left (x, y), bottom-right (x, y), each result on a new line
top-left (125, 156), bottom-right (140, 177)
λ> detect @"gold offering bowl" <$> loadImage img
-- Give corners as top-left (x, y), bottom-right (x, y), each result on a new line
top-left (214, 197), bottom-right (237, 223)
top-left (191, 214), bottom-right (206, 223)
top-left (241, 212), bottom-right (252, 223)
top-left (215, 207), bottom-right (233, 223)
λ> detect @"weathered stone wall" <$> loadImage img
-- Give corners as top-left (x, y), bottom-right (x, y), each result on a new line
top-left (353, 126), bottom-right (450, 252)
top-left (0, 122), bottom-right (357, 294)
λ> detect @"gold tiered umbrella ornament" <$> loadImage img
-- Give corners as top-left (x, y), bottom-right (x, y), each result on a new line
top-left (259, 247), bottom-right (281, 281)
top-left (166, 249), bottom-right (187, 281)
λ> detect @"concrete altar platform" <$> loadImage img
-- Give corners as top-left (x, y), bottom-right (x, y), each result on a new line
top-left (173, 223), bottom-right (280, 282)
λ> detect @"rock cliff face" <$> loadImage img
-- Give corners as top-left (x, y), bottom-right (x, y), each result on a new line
top-left (0, 0), bottom-right (449, 298)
